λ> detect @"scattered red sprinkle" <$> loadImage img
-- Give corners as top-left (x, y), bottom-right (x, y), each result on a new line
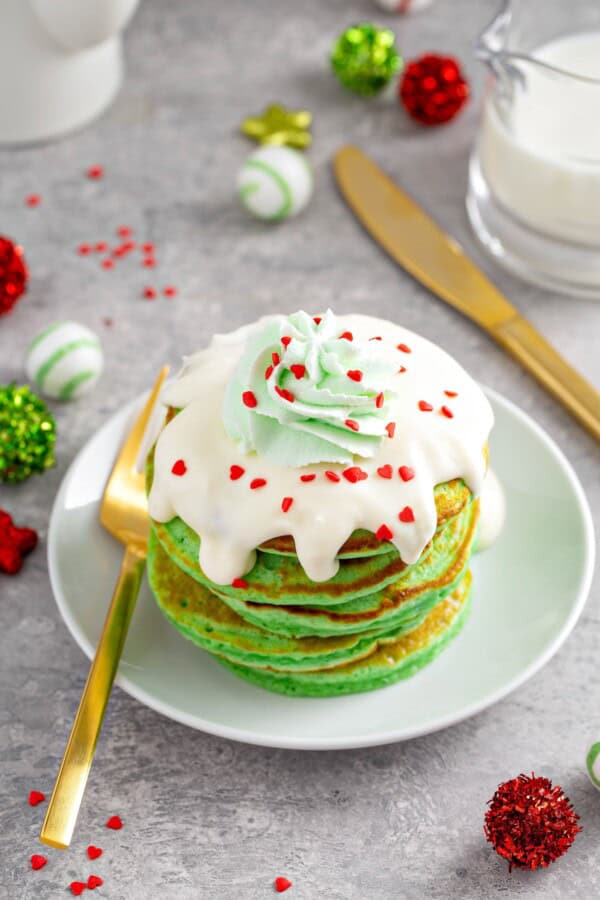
top-left (325, 470), bottom-right (340, 483)
top-left (163, 286), bottom-right (177, 297)
top-left (300, 474), bottom-right (316, 482)
top-left (70, 882), bottom-right (86, 896)
top-left (376, 524), bottom-right (394, 541)
top-left (369, 335), bottom-right (382, 341)
top-left (102, 318), bottom-right (113, 328)
top-left (77, 244), bottom-right (91, 255)
top-left (242, 390), bottom-right (258, 408)
top-left (171, 459), bottom-right (187, 476)
top-left (117, 226), bottom-right (132, 237)
top-left (272, 351), bottom-right (280, 366)
top-left (375, 392), bottom-right (384, 409)
top-left (440, 405), bottom-right (454, 418)
top-left (377, 465), bottom-right (393, 479)
top-left (444, 390), bottom-right (458, 398)
top-left (25, 194), bottom-right (41, 207)
top-left (275, 877), bottom-right (292, 893)
top-left (281, 335), bottom-right (292, 347)
top-left (418, 401), bottom-right (433, 412)
top-left (106, 815), bottom-right (122, 830)
top-left (275, 386), bottom-right (295, 403)
top-left (143, 287), bottom-right (157, 299)
top-left (345, 419), bottom-right (360, 432)
top-left (101, 258), bottom-right (114, 270)
top-left (346, 369), bottom-right (363, 382)
top-left (28, 790), bottom-right (46, 806)
top-left (281, 497), bottom-right (294, 513)
top-left (397, 343), bottom-right (412, 353)
top-left (143, 257), bottom-right (156, 268)
top-left (385, 422), bottom-right (396, 439)
top-left (229, 465), bottom-right (245, 481)
top-left (121, 240), bottom-right (136, 252)
top-left (264, 364), bottom-right (274, 380)
top-left (87, 846), bottom-right (103, 860)
top-left (95, 242), bottom-right (108, 253)
top-left (398, 366), bottom-right (407, 374)
top-left (30, 854), bottom-right (47, 871)
top-left (87, 875), bottom-right (103, 890)
top-left (313, 316), bottom-right (322, 325)
top-left (339, 331), bottom-right (353, 341)
top-left (290, 364), bottom-right (306, 380)
top-left (112, 246), bottom-right (127, 258)
top-left (142, 242), bottom-right (155, 254)
top-left (87, 165), bottom-right (104, 179)
top-left (343, 466), bottom-right (368, 483)
top-left (398, 465), bottom-right (415, 482)
top-left (250, 478), bottom-right (267, 490)
top-left (398, 506), bottom-right (415, 523)
top-left (232, 577), bottom-right (248, 589)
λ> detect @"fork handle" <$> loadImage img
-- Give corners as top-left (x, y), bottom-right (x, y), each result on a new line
top-left (40, 543), bottom-right (146, 849)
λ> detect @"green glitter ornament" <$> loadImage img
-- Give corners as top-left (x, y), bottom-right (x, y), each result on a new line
top-left (0, 384), bottom-right (56, 483)
top-left (331, 23), bottom-right (402, 96)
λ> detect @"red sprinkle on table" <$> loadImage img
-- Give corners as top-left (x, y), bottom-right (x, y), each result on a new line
top-left (250, 478), bottom-right (267, 490)
top-left (272, 351), bottom-right (280, 366)
top-left (242, 390), bottom-right (257, 408)
top-left (86, 165), bottom-right (104, 179)
top-left (300, 474), bottom-right (316, 483)
top-left (376, 524), bottom-right (394, 541)
top-left (290, 364), bottom-right (306, 380)
top-left (95, 241), bottom-right (108, 252)
top-left (370, 336), bottom-right (382, 341)
top-left (25, 194), bottom-right (41, 207)
top-left (281, 335), bottom-right (291, 347)
top-left (399, 506), bottom-right (415, 523)
top-left (385, 422), bottom-right (396, 438)
top-left (440, 405), bottom-right (454, 418)
top-left (232, 577), bottom-right (248, 589)
top-left (117, 226), bottom-right (132, 237)
top-left (87, 846), bottom-right (103, 860)
top-left (70, 882), bottom-right (86, 896)
top-left (375, 392), bottom-right (384, 409)
top-left (143, 287), bottom-right (157, 299)
top-left (143, 257), bottom-right (156, 268)
top-left (377, 465), bottom-right (393, 479)
top-left (281, 497), bottom-right (294, 513)
top-left (397, 343), bottom-right (411, 353)
top-left (399, 466), bottom-right (415, 482)
top-left (345, 419), bottom-right (359, 431)
top-left (229, 465), bottom-right (245, 481)
top-left (87, 875), bottom-right (103, 890)
top-left (275, 386), bottom-right (295, 403)
top-left (343, 466), bottom-right (368, 483)
top-left (313, 316), bottom-right (322, 325)
top-left (325, 471), bottom-right (340, 483)
top-left (346, 369), bottom-right (363, 382)
top-left (101, 258), bottom-right (114, 270)
top-left (142, 242), bottom-right (155, 254)
top-left (398, 366), bottom-right (407, 374)
top-left (444, 390), bottom-right (458, 398)
top-left (171, 459), bottom-right (187, 476)
top-left (77, 244), bottom-right (91, 255)
top-left (106, 815), bottom-right (122, 830)
top-left (275, 877), bottom-right (292, 893)
top-left (30, 855), bottom-right (47, 871)
top-left (163, 286), bottom-right (177, 297)
top-left (28, 790), bottom-right (45, 806)
top-left (418, 401), bottom-right (433, 412)
top-left (339, 331), bottom-right (353, 341)
top-left (264, 364), bottom-right (274, 380)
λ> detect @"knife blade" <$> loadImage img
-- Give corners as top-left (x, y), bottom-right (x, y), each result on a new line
top-left (333, 145), bottom-right (600, 443)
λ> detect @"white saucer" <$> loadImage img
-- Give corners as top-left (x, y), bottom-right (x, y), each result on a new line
top-left (47, 388), bottom-right (595, 750)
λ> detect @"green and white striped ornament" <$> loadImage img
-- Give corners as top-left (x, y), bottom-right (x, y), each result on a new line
top-left (237, 145), bottom-right (313, 221)
top-left (25, 321), bottom-right (103, 401)
top-left (586, 739), bottom-right (600, 789)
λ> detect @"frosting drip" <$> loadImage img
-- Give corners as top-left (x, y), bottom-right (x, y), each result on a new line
top-left (148, 313), bottom-right (494, 585)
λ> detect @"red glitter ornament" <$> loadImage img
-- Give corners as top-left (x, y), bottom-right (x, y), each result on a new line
top-left (0, 237), bottom-right (27, 316)
top-left (0, 509), bottom-right (37, 575)
top-left (484, 773), bottom-right (581, 871)
top-left (399, 54), bottom-right (469, 126)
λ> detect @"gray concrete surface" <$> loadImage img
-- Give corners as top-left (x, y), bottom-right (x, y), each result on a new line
top-left (1, 1), bottom-right (600, 897)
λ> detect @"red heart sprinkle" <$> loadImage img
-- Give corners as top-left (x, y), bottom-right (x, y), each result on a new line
top-left (143, 287), bottom-right (156, 299)
top-left (281, 497), bottom-right (294, 513)
top-left (101, 258), bottom-right (114, 270)
top-left (142, 242), bottom-right (155, 254)
top-left (272, 351), bottom-right (280, 366)
top-left (370, 335), bottom-right (382, 341)
top-left (325, 471), bottom-right (340, 483)
top-left (281, 336), bottom-right (291, 347)
top-left (87, 846), bottom-right (103, 860)
top-left (77, 244), bottom-right (91, 255)
top-left (399, 506), bottom-right (415, 523)
top-left (346, 369), bottom-right (363, 382)
top-left (229, 465), bottom-right (245, 481)
top-left (345, 419), bottom-right (359, 432)
top-left (440, 405), bottom-right (454, 418)
top-left (375, 392), bottom-right (384, 409)
top-left (338, 331), bottom-right (353, 341)
top-left (117, 226), bottom-right (132, 237)
top-left (290, 364), bottom-right (306, 380)
top-left (87, 875), bottom-right (103, 890)
top-left (376, 524), bottom-right (394, 541)
top-left (143, 257), bottom-right (156, 268)
top-left (232, 578), bottom-right (248, 589)
top-left (70, 882), bottom-right (86, 896)
top-left (398, 466), bottom-right (415, 482)
top-left (28, 790), bottom-right (46, 806)
top-left (444, 390), bottom-right (458, 397)
top-left (397, 343), bottom-right (412, 353)
top-left (86, 165), bottom-right (104, 179)
top-left (313, 316), bottom-right (322, 325)
top-left (105, 815), bottom-right (122, 830)
top-left (264, 365), bottom-right (274, 380)
top-left (163, 286), bottom-right (177, 297)
top-left (30, 854), bottom-right (47, 870)
top-left (418, 401), bottom-right (433, 412)
top-left (242, 390), bottom-right (257, 408)
top-left (275, 877), bottom-right (292, 893)
top-left (275, 386), bottom-right (295, 403)
top-left (385, 422), bottom-right (396, 439)
top-left (343, 466), bottom-right (368, 483)
top-left (171, 459), bottom-right (187, 476)
top-left (250, 478), bottom-right (267, 490)
top-left (25, 194), bottom-right (41, 207)
top-left (377, 465), bottom-right (393, 479)
top-left (300, 474), bottom-right (316, 483)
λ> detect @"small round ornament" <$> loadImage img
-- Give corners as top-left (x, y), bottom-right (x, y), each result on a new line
top-left (586, 739), bottom-right (600, 789)
top-left (399, 53), bottom-right (469, 125)
top-left (238, 146), bottom-right (313, 221)
top-left (25, 321), bottom-right (104, 401)
top-left (0, 384), bottom-right (56, 483)
top-left (331, 24), bottom-right (401, 96)
top-left (374, 0), bottom-right (433, 11)
top-left (0, 236), bottom-right (28, 316)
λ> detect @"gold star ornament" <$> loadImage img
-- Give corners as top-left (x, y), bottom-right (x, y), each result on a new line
top-left (241, 103), bottom-right (312, 150)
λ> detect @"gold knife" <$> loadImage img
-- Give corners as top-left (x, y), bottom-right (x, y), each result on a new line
top-left (333, 145), bottom-right (600, 443)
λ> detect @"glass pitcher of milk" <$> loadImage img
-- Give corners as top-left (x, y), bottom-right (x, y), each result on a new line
top-left (467, 0), bottom-right (600, 297)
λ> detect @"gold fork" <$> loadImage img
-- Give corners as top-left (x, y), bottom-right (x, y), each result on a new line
top-left (40, 366), bottom-right (169, 850)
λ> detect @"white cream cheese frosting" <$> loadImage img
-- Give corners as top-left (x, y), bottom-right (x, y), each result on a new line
top-left (148, 311), bottom-right (494, 585)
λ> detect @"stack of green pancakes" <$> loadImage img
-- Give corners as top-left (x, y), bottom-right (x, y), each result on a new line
top-left (147, 453), bottom-right (480, 697)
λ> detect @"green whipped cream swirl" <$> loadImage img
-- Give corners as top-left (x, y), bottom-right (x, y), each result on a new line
top-left (222, 310), bottom-right (400, 465)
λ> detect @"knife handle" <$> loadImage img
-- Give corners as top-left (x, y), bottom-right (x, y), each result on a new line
top-left (494, 314), bottom-right (600, 443)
